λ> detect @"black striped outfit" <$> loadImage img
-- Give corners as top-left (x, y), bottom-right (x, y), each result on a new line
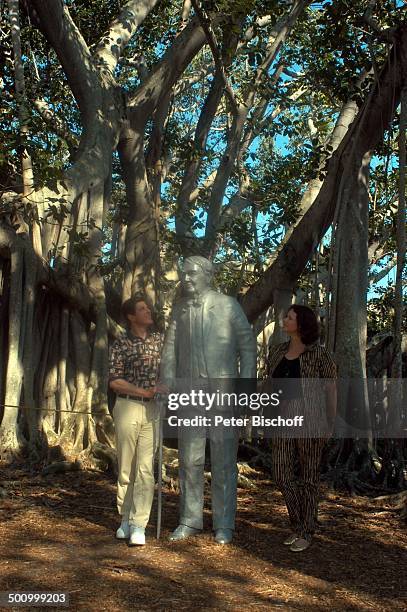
top-left (266, 341), bottom-right (337, 540)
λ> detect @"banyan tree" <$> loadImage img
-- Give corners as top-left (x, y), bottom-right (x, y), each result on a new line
top-left (0, 0), bottom-right (405, 492)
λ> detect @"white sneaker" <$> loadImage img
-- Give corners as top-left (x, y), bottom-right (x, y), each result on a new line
top-left (129, 526), bottom-right (145, 546)
top-left (116, 519), bottom-right (130, 539)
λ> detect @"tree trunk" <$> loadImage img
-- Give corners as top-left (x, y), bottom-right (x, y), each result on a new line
top-left (387, 82), bottom-right (407, 469)
top-left (21, 246), bottom-right (40, 451)
top-left (270, 288), bottom-right (292, 346)
top-left (331, 151), bottom-right (371, 441)
top-left (7, 0), bottom-right (42, 255)
top-left (0, 247), bottom-right (25, 454)
top-left (392, 85), bottom-right (406, 380)
top-left (118, 123), bottom-right (159, 303)
top-left (241, 26), bottom-right (407, 321)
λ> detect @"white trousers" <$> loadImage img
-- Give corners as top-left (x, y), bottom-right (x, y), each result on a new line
top-left (113, 397), bottom-right (159, 527)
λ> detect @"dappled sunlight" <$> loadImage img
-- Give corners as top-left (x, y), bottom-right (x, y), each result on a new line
top-left (1, 1), bottom-right (406, 609)
top-left (1, 465), bottom-right (405, 610)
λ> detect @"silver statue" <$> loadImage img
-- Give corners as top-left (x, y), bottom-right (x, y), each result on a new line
top-left (161, 256), bottom-right (256, 544)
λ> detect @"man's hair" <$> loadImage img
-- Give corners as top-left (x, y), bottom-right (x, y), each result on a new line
top-left (182, 255), bottom-right (214, 277)
top-left (287, 304), bottom-right (320, 345)
top-left (121, 293), bottom-right (151, 323)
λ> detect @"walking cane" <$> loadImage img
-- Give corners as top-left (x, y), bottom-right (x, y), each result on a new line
top-left (156, 396), bottom-right (164, 539)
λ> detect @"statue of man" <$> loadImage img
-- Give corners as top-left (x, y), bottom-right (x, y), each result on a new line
top-left (161, 256), bottom-right (256, 544)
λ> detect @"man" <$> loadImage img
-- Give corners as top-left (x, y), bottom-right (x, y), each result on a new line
top-left (109, 295), bottom-right (162, 546)
top-left (161, 256), bottom-right (256, 544)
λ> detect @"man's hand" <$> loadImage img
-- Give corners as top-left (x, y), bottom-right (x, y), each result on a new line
top-left (143, 384), bottom-right (169, 399)
top-left (154, 382), bottom-right (170, 395)
top-left (110, 379), bottom-right (159, 400)
top-left (143, 388), bottom-right (157, 399)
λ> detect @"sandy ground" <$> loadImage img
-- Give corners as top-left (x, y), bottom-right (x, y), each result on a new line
top-left (0, 463), bottom-right (406, 611)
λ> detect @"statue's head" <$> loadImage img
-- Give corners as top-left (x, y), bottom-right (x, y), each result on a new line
top-left (179, 256), bottom-right (213, 297)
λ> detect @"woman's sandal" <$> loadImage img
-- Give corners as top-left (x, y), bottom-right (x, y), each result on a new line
top-left (283, 533), bottom-right (299, 546)
top-left (290, 537), bottom-right (311, 552)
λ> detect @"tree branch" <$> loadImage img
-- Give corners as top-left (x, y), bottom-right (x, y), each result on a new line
top-left (203, 1), bottom-right (310, 253)
top-left (240, 24), bottom-right (407, 322)
top-left (27, 1), bottom-right (120, 201)
top-left (362, 0), bottom-right (397, 43)
top-left (176, 72), bottom-right (225, 242)
top-left (174, 65), bottom-right (213, 96)
top-left (93, 0), bottom-right (161, 75)
top-left (189, 0), bottom-right (238, 113)
top-left (128, 14), bottom-right (226, 118)
top-left (242, 0), bottom-right (311, 108)
top-left (217, 194), bottom-right (253, 232)
top-left (243, 15), bottom-right (273, 41)
top-left (33, 99), bottom-right (78, 152)
top-left (368, 257), bottom-right (397, 285)
top-left (27, 0), bottom-right (98, 117)
top-left (175, 21), bottom-right (241, 244)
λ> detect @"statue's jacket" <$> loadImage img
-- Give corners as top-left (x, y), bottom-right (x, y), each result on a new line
top-left (160, 289), bottom-right (257, 385)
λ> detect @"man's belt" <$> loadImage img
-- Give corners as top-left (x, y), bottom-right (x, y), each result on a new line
top-left (117, 394), bottom-right (151, 403)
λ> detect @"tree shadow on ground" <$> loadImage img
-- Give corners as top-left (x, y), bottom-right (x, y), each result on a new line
top-left (0, 465), bottom-right (406, 611)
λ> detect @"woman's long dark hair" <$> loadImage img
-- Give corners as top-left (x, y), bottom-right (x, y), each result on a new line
top-left (288, 304), bottom-right (320, 345)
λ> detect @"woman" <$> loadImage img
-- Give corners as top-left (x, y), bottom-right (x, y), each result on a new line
top-left (265, 305), bottom-right (337, 552)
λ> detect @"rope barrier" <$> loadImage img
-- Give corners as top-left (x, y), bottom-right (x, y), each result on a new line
top-left (0, 402), bottom-right (112, 416)
top-left (0, 401), bottom-right (167, 417)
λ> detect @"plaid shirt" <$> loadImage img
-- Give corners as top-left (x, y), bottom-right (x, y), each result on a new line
top-left (109, 331), bottom-right (163, 390)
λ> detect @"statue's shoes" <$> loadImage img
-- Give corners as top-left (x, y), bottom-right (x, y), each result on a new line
top-left (169, 524), bottom-right (201, 541)
top-left (116, 519), bottom-right (130, 539)
top-left (214, 529), bottom-right (233, 544)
